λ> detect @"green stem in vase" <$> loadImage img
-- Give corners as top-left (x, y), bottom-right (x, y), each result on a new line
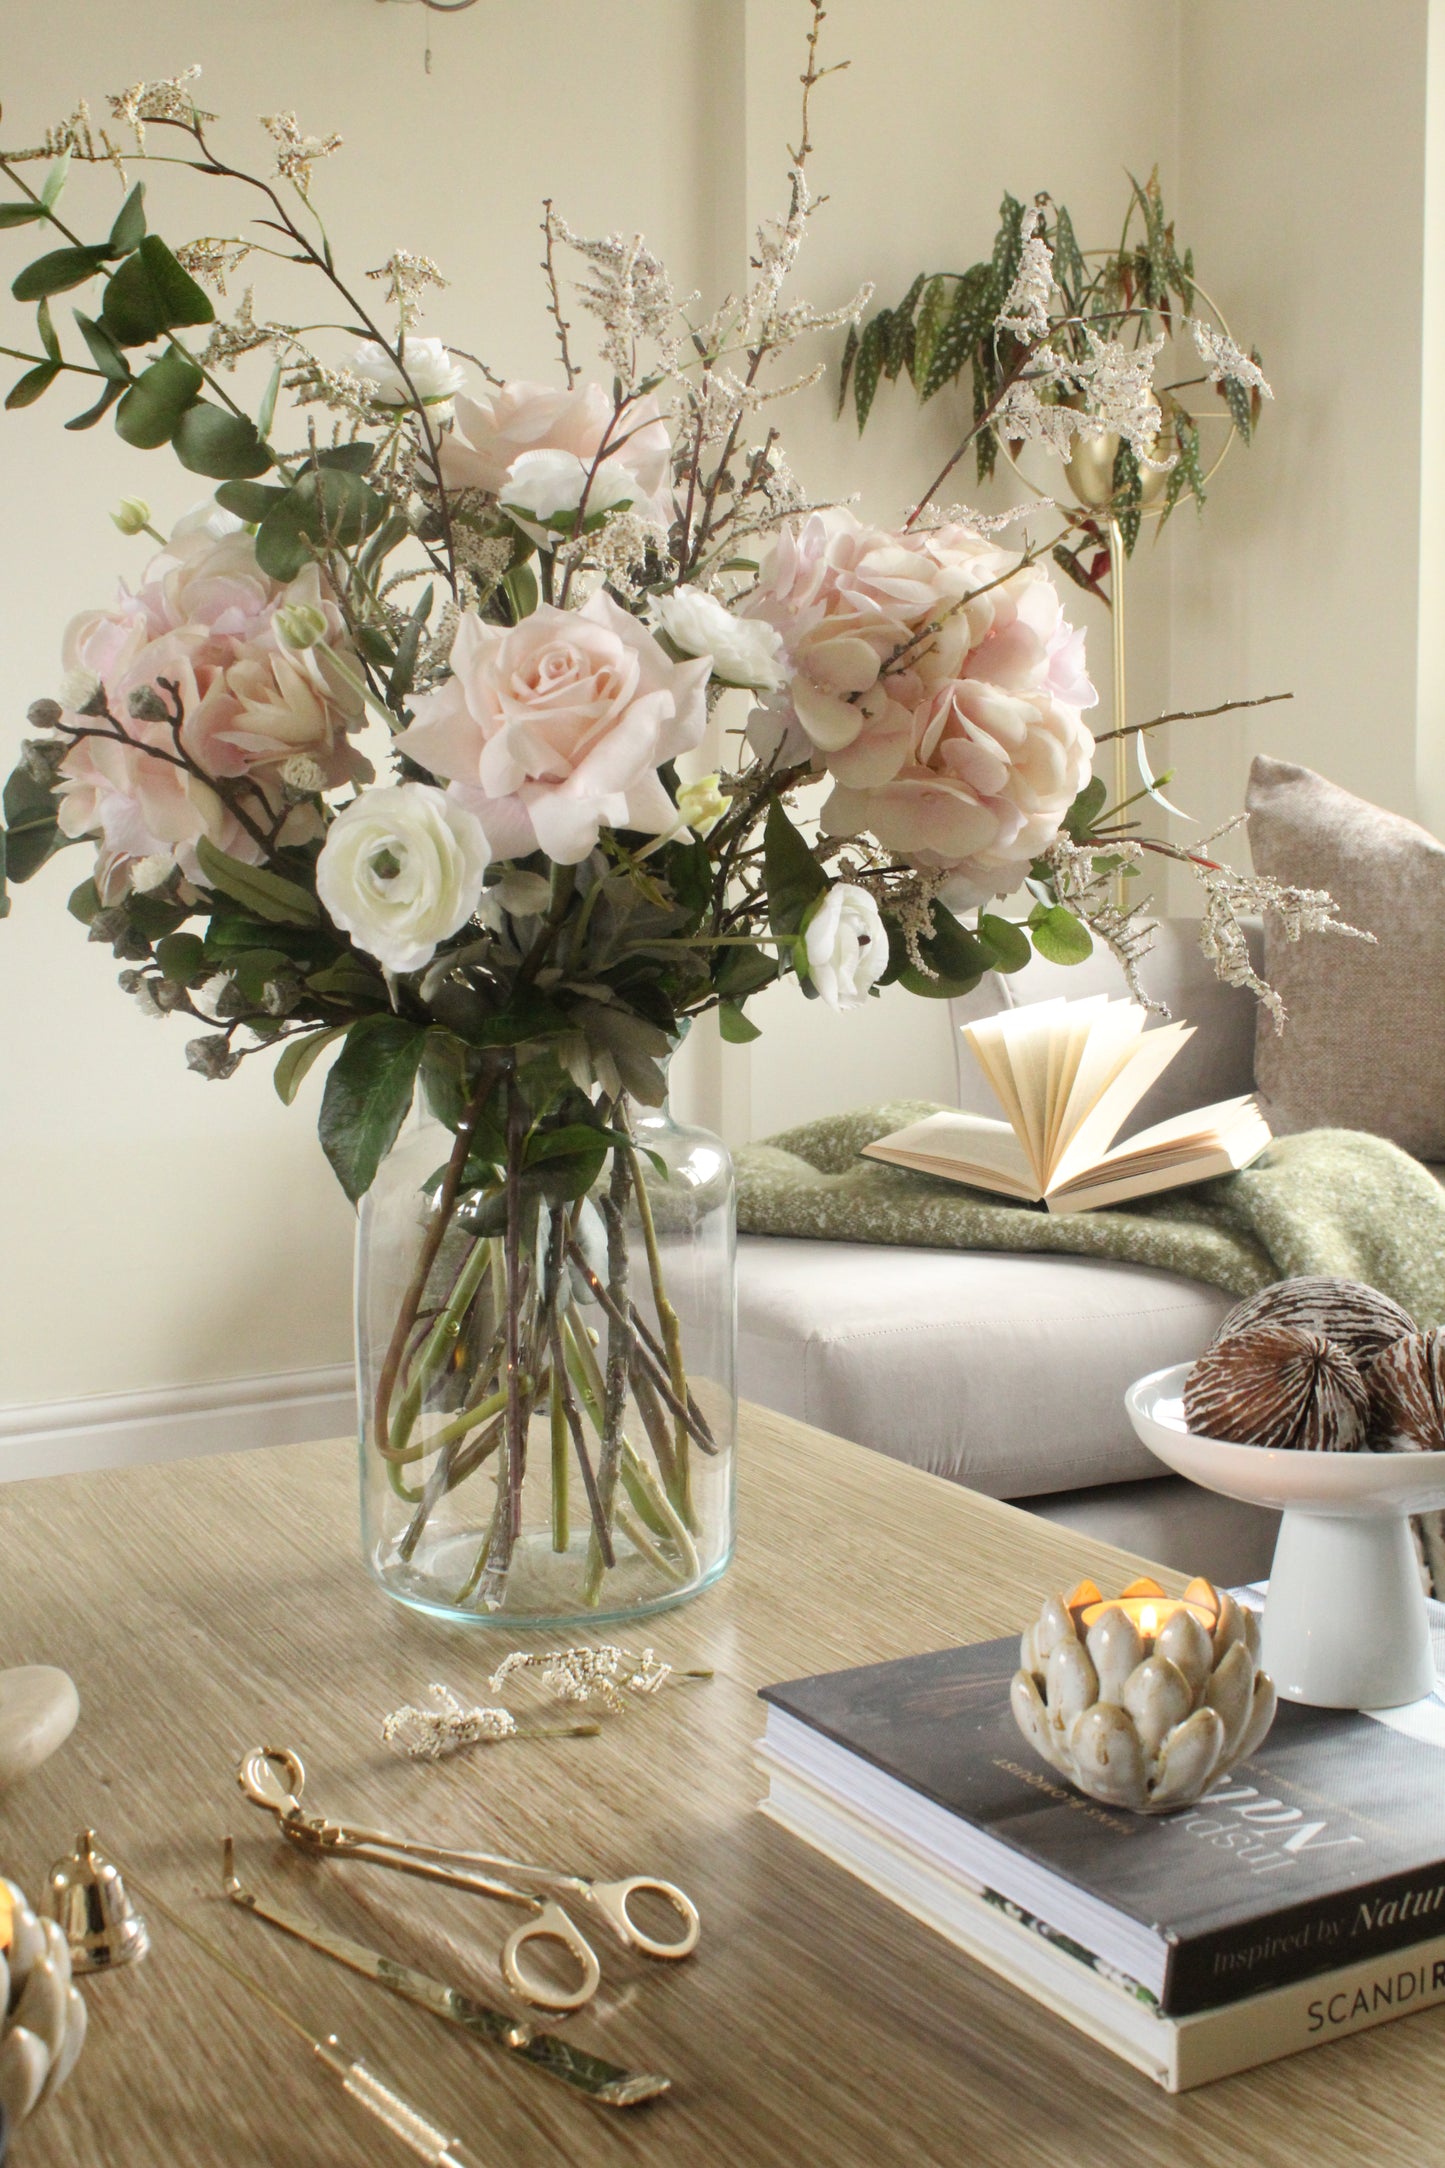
top-left (620, 1439), bottom-right (700, 1580)
top-left (383, 1237), bottom-right (493, 1461)
top-left (555, 1311), bottom-right (614, 1569)
top-left (624, 1134), bottom-right (694, 1527)
top-left (549, 1367), bottom-right (571, 1554)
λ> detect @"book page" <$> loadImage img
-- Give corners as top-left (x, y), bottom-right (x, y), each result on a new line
top-left (862, 1111), bottom-right (1041, 1200)
top-left (1042, 996), bottom-right (1112, 1167)
top-left (1045, 1020), bottom-right (1195, 1191)
top-left (963, 1003), bottom-right (1066, 1189)
top-left (1046, 1000), bottom-right (1150, 1170)
top-left (1047, 1110), bottom-right (1271, 1212)
top-left (1096, 1095), bottom-right (1266, 1167)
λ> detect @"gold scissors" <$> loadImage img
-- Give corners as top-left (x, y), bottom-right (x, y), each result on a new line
top-left (236, 1746), bottom-right (700, 2014)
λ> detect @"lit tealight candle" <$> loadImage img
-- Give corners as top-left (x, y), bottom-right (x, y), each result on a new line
top-left (0, 1879), bottom-right (11, 1954)
top-left (1069, 1574), bottom-right (1220, 1647)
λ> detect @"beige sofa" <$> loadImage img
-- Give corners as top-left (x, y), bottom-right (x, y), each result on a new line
top-left (735, 925), bottom-right (1285, 1585)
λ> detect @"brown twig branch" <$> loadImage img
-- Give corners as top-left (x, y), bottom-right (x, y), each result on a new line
top-left (1092, 690), bottom-right (1293, 742)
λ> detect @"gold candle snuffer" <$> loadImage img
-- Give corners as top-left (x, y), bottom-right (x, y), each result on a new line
top-left (237, 1745), bottom-right (701, 2015)
top-left (112, 1858), bottom-right (488, 2166)
top-left (221, 1841), bottom-right (670, 2109)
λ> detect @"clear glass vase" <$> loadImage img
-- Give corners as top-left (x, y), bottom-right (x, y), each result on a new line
top-left (356, 1095), bottom-right (736, 1627)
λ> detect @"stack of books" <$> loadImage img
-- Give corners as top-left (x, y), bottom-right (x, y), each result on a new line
top-left (757, 1602), bottom-right (1445, 2090)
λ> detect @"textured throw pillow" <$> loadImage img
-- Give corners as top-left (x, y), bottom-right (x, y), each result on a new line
top-left (1247, 755), bottom-right (1445, 1159)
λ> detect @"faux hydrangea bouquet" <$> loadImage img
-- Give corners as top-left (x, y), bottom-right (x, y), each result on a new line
top-left (0, 14), bottom-right (1346, 1621)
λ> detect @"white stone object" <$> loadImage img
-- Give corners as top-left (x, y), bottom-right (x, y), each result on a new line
top-left (0, 1667), bottom-right (79, 1789)
top-left (1011, 1574), bottom-right (1278, 1815)
top-left (1127, 1360), bottom-right (1445, 1708)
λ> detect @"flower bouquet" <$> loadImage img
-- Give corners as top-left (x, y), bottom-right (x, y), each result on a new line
top-left (0, 14), bottom-right (1347, 1623)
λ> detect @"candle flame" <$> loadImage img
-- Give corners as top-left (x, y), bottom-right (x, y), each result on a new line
top-left (0, 1882), bottom-right (11, 1954)
top-left (1140, 1604), bottom-right (1159, 1637)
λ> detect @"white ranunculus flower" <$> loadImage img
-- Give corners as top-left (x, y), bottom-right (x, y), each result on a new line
top-left (652, 587), bottom-right (786, 691)
top-left (316, 782), bottom-right (490, 975)
top-left (803, 882), bottom-right (889, 1012)
top-left (499, 446), bottom-right (636, 530)
top-left (353, 337), bottom-right (467, 417)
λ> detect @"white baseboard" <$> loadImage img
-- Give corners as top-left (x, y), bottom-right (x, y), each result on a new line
top-left (0, 1364), bottom-right (356, 1485)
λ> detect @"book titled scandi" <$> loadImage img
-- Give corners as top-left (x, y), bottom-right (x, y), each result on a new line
top-left (862, 994), bottom-right (1270, 1213)
top-left (757, 1631), bottom-right (1445, 2090)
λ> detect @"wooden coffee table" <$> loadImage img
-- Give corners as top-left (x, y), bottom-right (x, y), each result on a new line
top-left (1, 1402), bottom-right (1440, 2164)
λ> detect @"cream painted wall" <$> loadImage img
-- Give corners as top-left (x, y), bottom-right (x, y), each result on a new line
top-left (0, 0), bottom-right (731, 1406)
top-left (1170, 0), bottom-right (1431, 858)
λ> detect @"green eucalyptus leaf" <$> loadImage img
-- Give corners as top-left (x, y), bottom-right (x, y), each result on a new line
top-left (107, 182), bottom-right (147, 258)
top-left (274, 1024), bottom-right (348, 1106)
top-left (114, 345), bottom-right (203, 449)
top-left (98, 235), bottom-right (213, 347)
top-left (194, 836), bottom-right (320, 926)
top-left (35, 297), bottom-right (59, 362)
top-left (1064, 775), bottom-right (1109, 841)
top-left (64, 377), bottom-right (125, 431)
top-left (311, 441), bottom-right (377, 474)
top-left (1028, 903), bottom-right (1094, 966)
top-left (153, 930), bottom-right (209, 984)
top-left (73, 311), bottom-right (131, 382)
top-left (1, 764), bottom-right (66, 881)
top-left (254, 468), bottom-right (385, 580)
top-left (215, 479), bottom-right (289, 524)
top-left (172, 400), bottom-right (273, 480)
top-left (305, 953), bottom-right (387, 1002)
top-left (713, 940), bottom-right (777, 1000)
top-left (319, 1015), bottom-right (427, 1202)
top-left (978, 912), bottom-right (1031, 974)
top-left (67, 876), bottom-right (101, 924)
top-left (12, 243), bottom-right (109, 303)
top-left (5, 360), bottom-right (61, 410)
top-left (0, 203), bottom-right (45, 231)
top-left (387, 581), bottom-right (434, 707)
top-left (718, 998), bottom-right (762, 1044)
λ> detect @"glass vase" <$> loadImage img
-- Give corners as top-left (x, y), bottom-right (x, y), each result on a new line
top-left (355, 1094), bottom-right (736, 1627)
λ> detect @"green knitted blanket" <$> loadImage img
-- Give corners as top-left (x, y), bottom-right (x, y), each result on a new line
top-left (735, 1102), bottom-right (1445, 1324)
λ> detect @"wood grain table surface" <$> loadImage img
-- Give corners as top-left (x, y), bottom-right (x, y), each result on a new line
top-left (0, 1400), bottom-right (1439, 2166)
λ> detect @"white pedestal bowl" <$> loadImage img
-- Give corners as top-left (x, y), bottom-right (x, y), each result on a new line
top-left (1125, 1362), bottom-right (1445, 1711)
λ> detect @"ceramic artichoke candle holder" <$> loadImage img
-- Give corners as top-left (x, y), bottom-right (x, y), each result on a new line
top-left (0, 1877), bottom-right (87, 2138)
top-left (1010, 1576), bottom-right (1278, 1815)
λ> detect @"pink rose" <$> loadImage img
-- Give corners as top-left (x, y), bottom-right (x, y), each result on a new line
top-left (398, 592), bottom-right (709, 863)
top-left (439, 379), bottom-right (672, 521)
top-left (53, 518), bottom-right (368, 899)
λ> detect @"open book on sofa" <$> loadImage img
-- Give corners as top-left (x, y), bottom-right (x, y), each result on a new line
top-left (862, 994), bottom-right (1271, 1213)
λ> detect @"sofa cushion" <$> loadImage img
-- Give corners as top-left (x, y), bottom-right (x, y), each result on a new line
top-left (737, 1235), bottom-right (1233, 1497)
top-left (1247, 755), bottom-right (1445, 1156)
top-left (947, 919), bottom-right (1262, 1129)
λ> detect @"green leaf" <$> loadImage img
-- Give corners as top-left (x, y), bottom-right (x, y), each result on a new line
top-left (35, 297), bottom-right (59, 362)
top-left (0, 827), bottom-right (8, 920)
top-left (1, 764), bottom-right (66, 881)
top-left (852, 315), bottom-right (886, 432)
top-left (387, 582), bottom-right (434, 707)
top-left (835, 321), bottom-right (859, 416)
top-left (418, 1026), bottom-right (476, 1130)
top-left (503, 561), bottom-right (539, 622)
top-left (114, 344), bottom-right (204, 449)
top-left (312, 441), bottom-right (377, 474)
top-left (40, 153), bottom-right (71, 212)
top-left (67, 876), bottom-right (100, 924)
top-left (12, 243), bottom-right (109, 303)
top-left (73, 310), bottom-right (131, 382)
top-left (977, 912), bottom-right (1031, 974)
top-left (255, 468), bottom-right (386, 580)
top-left (921, 261), bottom-right (993, 402)
top-left (910, 274), bottom-right (952, 394)
top-left (98, 235), bottom-right (213, 347)
top-left (172, 400), bottom-right (273, 479)
top-left (107, 182), bottom-right (147, 258)
top-left (1064, 775), bottom-right (1108, 841)
top-left (0, 204), bottom-right (45, 231)
top-left (154, 931), bottom-right (209, 984)
top-left (215, 479), bottom-right (288, 524)
top-left (5, 361), bottom-right (61, 409)
top-left (713, 940), bottom-right (777, 1000)
top-left (64, 377), bottom-right (125, 431)
top-left (194, 836), bottom-right (321, 926)
top-left (1052, 202), bottom-right (1086, 298)
top-left (898, 903), bottom-right (991, 998)
top-left (718, 998), bottom-right (761, 1044)
top-left (764, 801), bottom-right (827, 936)
top-left (305, 953), bottom-right (386, 1002)
top-left (256, 361), bottom-right (282, 439)
top-left (319, 1016), bottom-right (427, 1202)
top-left (274, 1024), bottom-right (349, 1106)
top-left (1028, 903), bottom-right (1094, 966)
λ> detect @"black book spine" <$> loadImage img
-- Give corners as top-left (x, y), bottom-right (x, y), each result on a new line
top-left (1165, 1865), bottom-right (1445, 2015)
